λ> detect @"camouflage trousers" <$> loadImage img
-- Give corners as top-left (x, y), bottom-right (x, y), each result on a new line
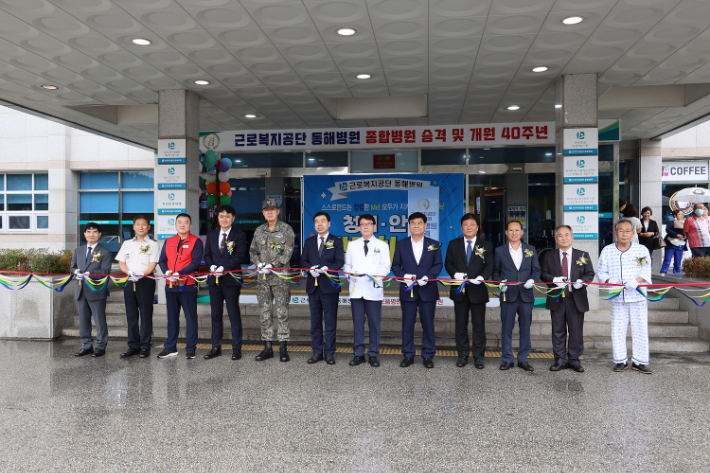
top-left (256, 283), bottom-right (291, 342)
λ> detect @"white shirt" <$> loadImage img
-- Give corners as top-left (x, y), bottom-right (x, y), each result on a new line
top-left (509, 243), bottom-right (523, 270)
top-left (464, 236), bottom-right (477, 262)
top-left (343, 237), bottom-right (391, 301)
top-left (317, 232), bottom-right (330, 253)
top-left (559, 248), bottom-right (573, 292)
top-left (115, 237), bottom-right (161, 274)
top-left (411, 237), bottom-right (424, 264)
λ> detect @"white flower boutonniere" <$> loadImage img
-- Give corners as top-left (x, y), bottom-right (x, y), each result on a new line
top-left (474, 246), bottom-right (485, 257)
top-left (226, 240), bottom-right (235, 255)
top-left (427, 244), bottom-right (438, 251)
top-left (373, 247), bottom-right (381, 254)
top-left (325, 239), bottom-right (334, 249)
top-left (90, 252), bottom-right (103, 263)
top-left (524, 249), bottom-right (534, 258)
top-left (635, 256), bottom-right (649, 266)
top-left (576, 255), bottom-right (588, 266)
top-left (139, 244), bottom-right (150, 254)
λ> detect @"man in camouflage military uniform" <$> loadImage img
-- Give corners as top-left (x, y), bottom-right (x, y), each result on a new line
top-left (250, 198), bottom-right (295, 362)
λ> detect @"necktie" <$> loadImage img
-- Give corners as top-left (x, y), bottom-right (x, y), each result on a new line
top-left (466, 240), bottom-right (472, 265)
top-left (364, 239), bottom-right (369, 256)
top-left (318, 237), bottom-right (324, 258)
top-left (85, 246), bottom-right (93, 263)
top-left (220, 233), bottom-right (227, 254)
top-left (562, 251), bottom-right (569, 295)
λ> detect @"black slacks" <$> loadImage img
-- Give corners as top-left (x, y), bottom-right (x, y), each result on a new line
top-left (123, 277), bottom-right (155, 350)
top-left (550, 296), bottom-right (584, 366)
top-left (454, 298), bottom-right (487, 359)
top-left (209, 283), bottom-right (243, 350)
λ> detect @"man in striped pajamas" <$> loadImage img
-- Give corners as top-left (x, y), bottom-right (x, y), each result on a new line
top-left (596, 219), bottom-right (653, 374)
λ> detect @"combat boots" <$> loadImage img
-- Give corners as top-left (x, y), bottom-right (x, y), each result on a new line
top-left (279, 342), bottom-right (290, 362)
top-left (255, 341), bottom-right (273, 361)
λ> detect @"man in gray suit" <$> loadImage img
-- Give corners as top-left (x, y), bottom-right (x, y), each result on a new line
top-left (71, 222), bottom-right (113, 357)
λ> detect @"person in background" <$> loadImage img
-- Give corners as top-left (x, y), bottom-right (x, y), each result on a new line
top-left (638, 207), bottom-right (660, 262)
top-left (661, 209), bottom-right (687, 276)
top-left (684, 203), bottom-right (710, 257)
top-left (619, 198), bottom-right (628, 219)
top-left (620, 203), bottom-right (642, 244)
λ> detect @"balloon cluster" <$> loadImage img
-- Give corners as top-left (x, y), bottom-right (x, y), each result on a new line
top-left (199, 149), bottom-right (232, 207)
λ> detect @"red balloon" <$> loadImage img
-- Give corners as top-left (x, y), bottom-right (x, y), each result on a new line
top-left (219, 182), bottom-right (231, 195)
top-left (206, 182), bottom-right (217, 195)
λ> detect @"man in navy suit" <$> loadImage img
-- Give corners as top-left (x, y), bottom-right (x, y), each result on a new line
top-left (392, 212), bottom-right (443, 368)
top-left (203, 205), bottom-right (247, 361)
top-left (493, 220), bottom-right (541, 372)
top-left (301, 211), bottom-right (345, 365)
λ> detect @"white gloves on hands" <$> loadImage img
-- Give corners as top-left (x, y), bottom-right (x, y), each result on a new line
top-left (128, 271), bottom-right (141, 282)
top-left (573, 279), bottom-right (584, 290)
top-left (309, 265), bottom-right (320, 278)
top-left (499, 279), bottom-right (508, 293)
top-left (404, 274), bottom-right (416, 287)
top-left (165, 270), bottom-right (178, 282)
top-left (553, 276), bottom-right (566, 288)
top-left (210, 265), bottom-right (217, 273)
top-left (257, 263), bottom-right (273, 275)
top-left (625, 279), bottom-right (640, 291)
top-left (417, 276), bottom-right (428, 286)
top-left (215, 266), bottom-right (224, 278)
top-left (524, 279), bottom-right (535, 290)
top-left (74, 269), bottom-right (84, 280)
top-left (454, 272), bottom-right (466, 280)
top-left (469, 276), bottom-right (484, 285)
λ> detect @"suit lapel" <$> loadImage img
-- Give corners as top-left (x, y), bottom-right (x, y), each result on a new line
top-left (79, 245), bottom-right (87, 272)
top-left (556, 249), bottom-right (563, 275)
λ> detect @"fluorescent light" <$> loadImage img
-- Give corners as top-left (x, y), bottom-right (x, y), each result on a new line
top-left (234, 160), bottom-right (241, 163)
top-left (507, 105), bottom-right (520, 111)
top-left (131, 38), bottom-right (152, 46)
top-left (562, 16), bottom-right (584, 25)
top-left (41, 85), bottom-right (58, 90)
top-left (545, 152), bottom-right (552, 156)
top-left (555, 104), bottom-right (562, 109)
top-left (479, 171), bottom-right (486, 174)
top-left (244, 114), bottom-right (256, 118)
top-left (356, 74), bottom-right (371, 80)
top-left (308, 158), bottom-right (315, 161)
top-left (532, 66), bottom-right (548, 73)
top-left (194, 80), bottom-right (210, 85)
top-left (337, 28), bottom-right (356, 36)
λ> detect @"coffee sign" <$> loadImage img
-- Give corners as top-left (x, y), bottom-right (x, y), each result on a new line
top-left (662, 161), bottom-right (709, 182)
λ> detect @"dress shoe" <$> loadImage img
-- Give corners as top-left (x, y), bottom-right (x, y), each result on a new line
top-left (325, 354), bottom-right (335, 365)
top-left (308, 353), bottom-right (324, 364)
top-left (499, 361), bottom-right (515, 370)
top-left (231, 350), bottom-right (241, 360)
top-left (456, 357), bottom-right (468, 368)
top-left (571, 364), bottom-right (585, 373)
top-left (400, 357), bottom-right (414, 368)
top-left (92, 349), bottom-right (105, 358)
top-left (474, 357), bottom-right (484, 370)
top-left (349, 355), bottom-right (366, 366)
top-left (203, 347), bottom-right (222, 360)
top-left (632, 362), bottom-right (652, 374)
top-left (368, 356), bottom-right (380, 367)
top-left (279, 342), bottom-right (290, 362)
top-left (549, 362), bottom-right (568, 372)
top-left (614, 362), bottom-right (628, 372)
top-left (255, 342), bottom-right (273, 361)
top-left (517, 361), bottom-right (534, 372)
top-left (185, 350), bottom-right (196, 359)
top-left (120, 348), bottom-right (140, 358)
top-left (139, 349), bottom-right (150, 358)
top-left (422, 358), bottom-right (434, 369)
top-left (74, 347), bottom-right (93, 357)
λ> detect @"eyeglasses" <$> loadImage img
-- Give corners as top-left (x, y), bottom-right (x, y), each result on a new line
top-left (359, 223), bottom-right (373, 228)
top-left (617, 229), bottom-right (633, 234)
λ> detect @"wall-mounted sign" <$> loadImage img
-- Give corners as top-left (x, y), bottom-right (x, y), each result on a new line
top-left (156, 214), bottom-right (177, 240)
top-left (661, 160), bottom-right (709, 182)
top-left (563, 128), bottom-right (598, 156)
top-left (564, 212), bottom-right (598, 239)
top-left (156, 190), bottom-right (186, 214)
top-left (158, 139), bottom-right (186, 164)
top-left (563, 155), bottom-right (599, 183)
top-left (156, 164), bottom-right (186, 189)
top-left (563, 184), bottom-right (599, 211)
top-left (599, 119), bottom-right (620, 142)
top-left (507, 205), bottom-right (527, 232)
top-left (408, 186), bottom-right (440, 241)
top-left (373, 154), bottom-right (396, 169)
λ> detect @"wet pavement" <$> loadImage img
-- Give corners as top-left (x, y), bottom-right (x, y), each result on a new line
top-left (1, 339), bottom-right (709, 472)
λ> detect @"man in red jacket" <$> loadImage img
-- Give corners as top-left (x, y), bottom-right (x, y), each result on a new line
top-left (157, 213), bottom-right (204, 360)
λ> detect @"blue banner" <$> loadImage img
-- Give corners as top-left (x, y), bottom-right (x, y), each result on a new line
top-left (303, 173), bottom-right (465, 277)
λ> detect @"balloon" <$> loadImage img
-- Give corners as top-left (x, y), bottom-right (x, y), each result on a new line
top-left (220, 195), bottom-right (231, 205)
top-left (198, 188), bottom-right (202, 198)
top-left (219, 182), bottom-right (231, 195)
top-left (218, 171), bottom-right (230, 182)
top-left (204, 150), bottom-right (219, 170)
top-left (207, 195), bottom-right (217, 207)
top-left (206, 182), bottom-right (217, 195)
top-left (199, 176), bottom-right (205, 188)
top-left (204, 171), bottom-right (217, 182)
top-left (221, 157), bottom-right (232, 170)
top-left (227, 190), bottom-right (232, 197)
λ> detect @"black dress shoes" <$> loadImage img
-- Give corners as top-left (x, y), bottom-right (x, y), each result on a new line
top-left (368, 356), bottom-right (380, 367)
top-left (422, 358), bottom-right (434, 369)
top-left (139, 349), bottom-right (150, 358)
top-left (308, 354), bottom-right (324, 364)
top-left (255, 342), bottom-right (274, 361)
top-left (120, 348), bottom-right (140, 358)
top-left (204, 347), bottom-right (222, 360)
top-left (473, 357), bottom-right (484, 369)
top-left (325, 354), bottom-right (335, 365)
top-left (74, 347), bottom-right (93, 357)
top-left (279, 342), bottom-right (290, 362)
top-left (632, 362), bottom-right (652, 374)
top-left (571, 364), bottom-right (585, 373)
top-left (614, 362), bottom-right (628, 372)
top-left (517, 361), bottom-right (534, 372)
top-left (549, 362), bottom-right (568, 372)
top-left (350, 355), bottom-right (366, 366)
top-left (456, 357), bottom-right (468, 367)
top-left (499, 361), bottom-right (515, 370)
top-left (231, 350), bottom-right (241, 360)
top-left (92, 349), bottom-right (105, 358)
top-left (400, 357), bottom-right (414, 368)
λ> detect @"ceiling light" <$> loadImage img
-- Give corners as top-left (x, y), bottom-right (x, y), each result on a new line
top-left (479, 171), bottom-right (486, 174)
top-left (234, 160), bottom-right (241, 163)
top-left (532, 66), bottom-right (548, 73)
top-left (308, 158), bottom-right (315, 161)
top-left (562, 16), bottom-right (584, 25)
top-left (356, 74), bottom-right (371, 80)
top-left (545, 152), bottom-right (553, 156)
top-left (507, 105), bottom-right (521, 111)
top-left (337, 27), bottom-right (356, 36)
top-left (41, 85), bottom-right (58, 90)
top-left (244, 114), bottom-right (256, 118)
top-left (555, 104), bottom-right (562, 109)
top-left (194, 80), bottom-right (209, 85)
top-left (131, 38), bottom-right (152, 46)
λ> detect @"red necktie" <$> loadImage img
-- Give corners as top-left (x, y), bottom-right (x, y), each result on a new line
top-left (562, 251), bottom-right (569, 296)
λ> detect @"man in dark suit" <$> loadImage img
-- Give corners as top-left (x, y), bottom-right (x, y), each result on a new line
top-left (493, 220), bottom-right (541, 372)
top-left (540, 225), bottom-right (595, 372)
top-left (203, 205), bottom-right (247, 361)
top-left (444, 213), bottom-right (494, 369)
top-left (392, 212), bottom-right (443, 369)
top-left (70, 222), bottom-right (113, 358)
top-left (301, 211), bottom-right (345, 365)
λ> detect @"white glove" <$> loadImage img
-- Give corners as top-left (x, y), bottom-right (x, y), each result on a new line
top-left (263, 264), bottom-right (272, 274)
top-left (553, 276), bottom-right (566, 288)
top-left (167, 271), bottom-right (179, 282)
top-left (573, 279), bottom-right (584, 290)
top-left (454, 272), bottom-right (466, 280)
top-left (500, 279), bottom-right (508, 293)
top-left (74, 269), bottom-right (84, 280)
top-left (404, 274), bottom-right (416, 287)
top-left (625, 279), bottom-right (639, 291)
top-left (320, 266), bottom-right (328, 274)
top-left (524, 279), bottom-right (534, 290)
top-left (469, 276), bottom-right (484, 285)
top-left (210, 265), bottom-right (217, 273)
top-left (215, 266), bottom-right (224, 278)
top-left (309, 265), bottom-right (319, 278)
top-left (128, 271), bottom-right (140, 282)
top-left (83, 271), bottom-right (91, 279)
top-left (417, 275), bottom-right (428, 286)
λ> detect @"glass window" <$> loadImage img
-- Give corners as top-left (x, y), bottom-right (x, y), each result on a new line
top-left (122, 171), bottom-right (154, 189)
top-left (421, 149), bottom-right (466, 166)
top-left (37, 215), bottom-right (48, 229)
top-left (35, 174), bottom-right (48, 190)
top-left (599, 144), bottom-right (613, 162)
top-left (7, 194), bottom-right (32, 211)
top-left (0, 174), bottom-right (4, 191)
top-left (80, 172), bottom-right (119, 189)
top-left (305, 151), bottom-right (348, 168)
top-left (7, 174), bottom-right (32, 191)
top-left (0, 195), bottom-right (3, 211)
top-left (34, 194), bottom-right (48, 211)
top-left (122, 191), bottom-right (153, 213)
top-left (225, 153), bottom-right (303, 168)
top-left (80, 192), bottom-right (118, 213)
top-left (9, 216), bottom-right (29, 229)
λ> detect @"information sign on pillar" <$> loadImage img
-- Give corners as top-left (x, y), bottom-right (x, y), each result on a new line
top-left (157, 139), bottom-right (187, 239)
top-left (562, 128), bottom-right (598, 240)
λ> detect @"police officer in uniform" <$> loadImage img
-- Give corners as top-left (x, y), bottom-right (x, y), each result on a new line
top-left (250, 199), bottom-right (295, 362)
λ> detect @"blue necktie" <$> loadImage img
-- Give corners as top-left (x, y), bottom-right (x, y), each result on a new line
top-left (466, 240), bottom-right (472, 265)
top-left (85, 246), bottom-right (93, 263)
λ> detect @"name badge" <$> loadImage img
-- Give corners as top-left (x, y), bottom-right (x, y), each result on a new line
top-left (183, 245), bottom-right (189, 248)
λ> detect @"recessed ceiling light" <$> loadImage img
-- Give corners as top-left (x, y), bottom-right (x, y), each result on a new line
top-left (337, 27), bottom-right (356, 36)
top-left (41, 85), bottom-right (58, 90)
top-left (234, 159), bottom-right (241, 163)
top-left (545, 152), bottom-right (553, 156)
top-left (555, 104), bottom-right (562, 109)
top-left (479, 171), bottom-right (486, 174)
top-left (507, 105), bottom-right (521, 111)
top-left (308, 158), bottom-right (315, 161)
top-left (131, 38), bottom-right (152, 46)
top-left (194, 80), bottom-right (209, 85)
top-left (562, 16), bottom-right (584, 25)
top-left (532, 66), bottom-right (548, 73)
top-left (244, 114), bottom-right (256, 118)
top-left (356, 74), bottom-right (371, 80)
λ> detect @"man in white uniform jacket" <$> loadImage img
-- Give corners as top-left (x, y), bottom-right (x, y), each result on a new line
top-left (343, 213), bottom-right (391, 367)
